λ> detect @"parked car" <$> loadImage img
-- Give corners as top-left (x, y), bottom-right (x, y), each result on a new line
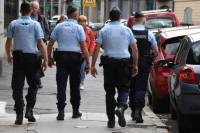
top-left (127, 9), bottom-right (180, 30)
top-left (105, 19), bottom-right (127, 26)
top-left (168, 32), bottom-right (200, 133)
top-left (149, 26), bottom-right (200, 113)
top-left (48, 15), bottom-right (68, 31)
top-left (88, 22), bottom-right (104, 38)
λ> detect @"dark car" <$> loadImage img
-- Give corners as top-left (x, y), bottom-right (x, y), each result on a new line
top-left (167, 32), bottom-right (200, 133)
top-left (149, 26), bottom-right (200, 113)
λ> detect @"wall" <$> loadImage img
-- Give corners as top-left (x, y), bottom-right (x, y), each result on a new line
top-left (174, 0), bottom-right (200, 24)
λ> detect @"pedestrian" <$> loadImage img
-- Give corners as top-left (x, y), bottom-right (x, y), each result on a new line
top-left (31, 1), bottom-right (50, 89)
top-left (91, 7), bottom-right (138, 128)
top-left (129, 12), bottom-right (159, 123)
top-left (5, 1), bottom-right (48, 125)
top-left (78, 15), bottom-right (96, 90)
top-left (47, 6), bottom-right (90, 121)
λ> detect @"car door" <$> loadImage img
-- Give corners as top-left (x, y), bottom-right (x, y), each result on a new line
top-left (169, 38), bottom-right (189, 101)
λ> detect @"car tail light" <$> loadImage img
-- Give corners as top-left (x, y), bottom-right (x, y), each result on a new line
top-left (179, 66), bottom-right (197, 84)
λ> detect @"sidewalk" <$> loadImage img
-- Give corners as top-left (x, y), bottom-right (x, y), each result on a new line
top-left (0, 59), bottom-right (168, 133)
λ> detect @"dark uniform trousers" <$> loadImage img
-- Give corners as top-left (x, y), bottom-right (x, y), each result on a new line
top-left (55, 52), bottom-right (82, 111)
top-left (129, 56), bottom-right (151, 110)
top-left (12, 51), bottom-right (38, 113)
top-left (102, 56), bottom-right (130, 120)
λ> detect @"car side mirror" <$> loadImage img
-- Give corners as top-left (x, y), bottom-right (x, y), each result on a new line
top-left (158, 60), bottom-right (176, 68)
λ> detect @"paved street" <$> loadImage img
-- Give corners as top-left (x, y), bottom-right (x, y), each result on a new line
top-left (0, 59), bottom-right (168, 133)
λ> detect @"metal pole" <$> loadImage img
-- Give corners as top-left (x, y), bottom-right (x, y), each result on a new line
top-left (0, 0), bottom-right (4, 76)
top-left (51, 0), bottom-right (53, 18)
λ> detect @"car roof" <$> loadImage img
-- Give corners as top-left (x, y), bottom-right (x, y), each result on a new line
top-left (187, 32), bottom-right (200, 43)
top-left (159, 26), bottom-right (200, 39)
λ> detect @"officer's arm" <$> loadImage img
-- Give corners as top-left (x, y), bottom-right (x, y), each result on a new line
top-left (91, 44), bottom-right (101, 68)
top-left (131, 44), bottom-right (138, 68)
top-left (149, 32), bottom-right (159, 58)
top-left (5, 38), bottom-right (13, 64)
top-left (37, 39), bottom-right (48, 71)
top-left (80, 42), bottom-right (90, 66)
top-left (47, 39), bottom-right (55, 59)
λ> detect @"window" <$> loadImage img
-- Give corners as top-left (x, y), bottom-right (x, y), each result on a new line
top-left (145, 18), bottom-right (174, 30)
top-left (163, 42), bottom-right (180, 55)
top-left (186, 42), bottom-right (200, 65)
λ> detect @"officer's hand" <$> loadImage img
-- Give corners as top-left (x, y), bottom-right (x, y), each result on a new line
top-left (132, 66), bottom-right (138, 77)
top-left (42, 60), bottom-right (48, 71)
top-left (48, 58), bottom-right (55, 68)
top-left (91, 66), bottom-right (97, 78)
top-left (7, 55), bottom-right (13, 65)
top-left (85, 64), bottom-right (90, 75)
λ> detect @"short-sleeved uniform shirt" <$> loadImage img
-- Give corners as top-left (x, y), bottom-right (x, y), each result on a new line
top-left (51, 19), bottom-right (86, 52)
top-left (7, 16), bottom-right (44, 54)
top-left (96, 21), bottom-right (137, 59)
top-left (132, 24), bottom-right (157, 49)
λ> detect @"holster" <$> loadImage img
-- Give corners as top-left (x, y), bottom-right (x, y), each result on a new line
top-left (53, 48), bottom-right (59, 62)
top-left (36, 54), bottom-right (44, 78)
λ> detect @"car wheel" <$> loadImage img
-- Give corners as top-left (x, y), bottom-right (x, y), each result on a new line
top-left (170, 103), bottom-right (177, 120)
top-left (177, 113), bottom-right (191, 133)
top-left (152, 92), bottom-right (169, 113)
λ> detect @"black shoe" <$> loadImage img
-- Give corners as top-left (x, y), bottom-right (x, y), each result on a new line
top-left (135, 109), bottom-right (144, 123)
top-left (107, 120), bottom-right (115, 128)
top-left (37, 84), bottom-right (43, 89)
top-left (25, 108), bottom-right (36, 122)
top-left (115, 107), bottom-right (126, 127)
top-left (72, 111), bottom-right (82, 119)
top-left (57, 110), bottom-right (65, 121)
top-left (15, 113), bottom-right (23, 125)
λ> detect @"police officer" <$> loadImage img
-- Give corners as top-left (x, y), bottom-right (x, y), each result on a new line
top-left (91, 7), bottom-right (138, 128)
top-left (47, 6), bottom-right (90, 121)
top-left (31, 1), bottom-right (50, 89)
top-left (5, 2), bottom-right (48, 125)
top-left (129, 12), bottom-right (159, 123)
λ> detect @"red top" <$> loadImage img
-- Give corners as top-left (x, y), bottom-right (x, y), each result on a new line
top-left (83, 26), bottom-right (96, 56)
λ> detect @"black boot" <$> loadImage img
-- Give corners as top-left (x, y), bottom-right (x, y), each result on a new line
top-left (135, 109), bottom-right (143, 123)
top-left (130, 107), bottom-right (136, 121)
top-left (15, 113), bottom-right (23, 125)
top-left (57, 110), bottom-right (65, 121)
top-left (72, 110), bottom-right (82, 119)
top-left (115, 107), bottom-right (126, 127)
top-left (107, 119), bottom-right (115, 128)
top-left (25, 108), bottom-right (36, 122)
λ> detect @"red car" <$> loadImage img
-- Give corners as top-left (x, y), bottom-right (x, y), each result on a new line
top-left (127, 9), bottom-right (180, 30)
top-left (149, 26), bottom-right (200, 113)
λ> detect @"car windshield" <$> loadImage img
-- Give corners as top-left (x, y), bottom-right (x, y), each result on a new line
top-left (145, 18), bottom-right (174, 30)
top-left (186, 42), bottom-right (200, 65)
top-left (163, 42), bottom-right (180, 55)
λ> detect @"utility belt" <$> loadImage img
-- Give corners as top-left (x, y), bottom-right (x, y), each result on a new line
top-left (53, 49), bottom-right (81, 62)
top-left (99, 55), bottom-right (130, 67)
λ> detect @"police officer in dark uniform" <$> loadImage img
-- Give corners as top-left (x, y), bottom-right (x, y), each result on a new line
top-left (129, 12), bottom-right (159, 123)
top-left (5, 2), bottom-right (48, 125)
top-left (47, 6), bottom-right (90, 120)
top-left (91, 7), bottom-right (138, 128)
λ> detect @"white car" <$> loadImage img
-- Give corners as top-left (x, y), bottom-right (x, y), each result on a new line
top-left (51, 15), bottom-right (67, 21)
